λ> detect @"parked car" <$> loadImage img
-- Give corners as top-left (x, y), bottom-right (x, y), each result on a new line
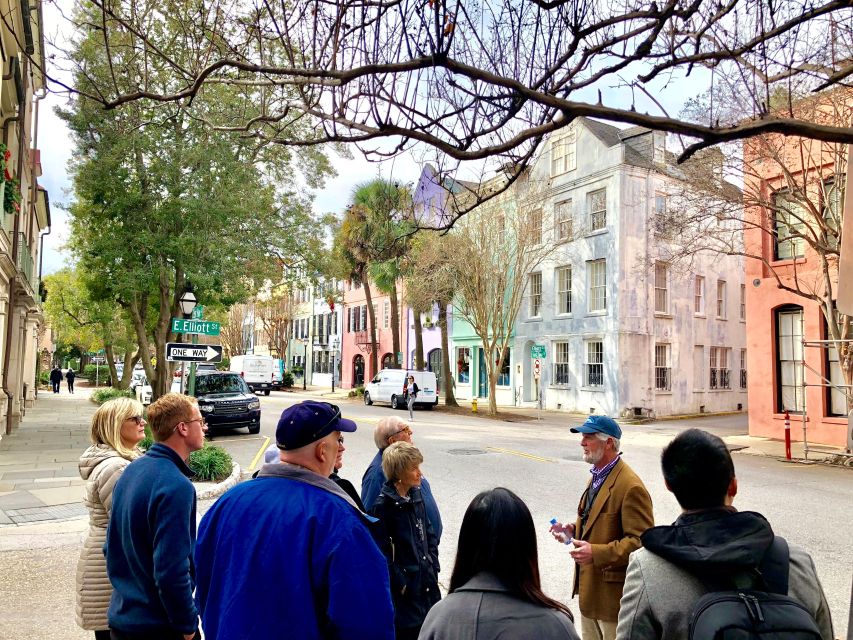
top-left (191, 372), bottom-right (261, 435)
top-left (129, 370), bottom-right (147, 393)
top-left (135, 375), bottom-right (153, 406)
top-left (272, 358), bottom-right (284, 390)
top-left (363, 369), bottom-right (439, 410)
top-left (229, 355), bottom-right (275, 395)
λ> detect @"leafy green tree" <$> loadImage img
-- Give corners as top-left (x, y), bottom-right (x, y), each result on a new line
top-left (60, 3), bottom-right (332, 399)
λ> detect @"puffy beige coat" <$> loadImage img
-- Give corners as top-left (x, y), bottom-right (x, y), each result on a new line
top-left (75, 445), bottom-right (134, 631)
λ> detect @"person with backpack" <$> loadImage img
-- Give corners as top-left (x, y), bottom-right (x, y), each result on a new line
top-left (615, 428), bottom-right (833, 640)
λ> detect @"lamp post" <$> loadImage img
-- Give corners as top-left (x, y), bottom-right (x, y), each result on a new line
top-left (330, 336), bottom-right (340, 393)
top-left (301, 338), bottom-right (308, 391)
top-left (179, 288), bottom-right (198, 395)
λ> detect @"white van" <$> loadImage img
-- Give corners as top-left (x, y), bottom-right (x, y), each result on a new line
top-left (364, 369), bottom-right (439, 410)
top-left (230, 355), bottom-right (275, 395)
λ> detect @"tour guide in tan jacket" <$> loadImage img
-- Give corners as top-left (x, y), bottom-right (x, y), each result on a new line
top-left (551, 415), bottom-right (654, 640)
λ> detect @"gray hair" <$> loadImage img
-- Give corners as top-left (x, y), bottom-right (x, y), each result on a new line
top-left (595, 431), bottom-right (621, 452)
top-left (382, 442), bottom-right (424, 483)
top-left (374, 416), bottom-right (410, 449)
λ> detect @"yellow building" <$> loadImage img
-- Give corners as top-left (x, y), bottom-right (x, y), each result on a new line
top-left (0, 0), bottom-right (50, 434)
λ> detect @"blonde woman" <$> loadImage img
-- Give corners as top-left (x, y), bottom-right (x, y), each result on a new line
top-left (75, 397), bottom-right (146, 639)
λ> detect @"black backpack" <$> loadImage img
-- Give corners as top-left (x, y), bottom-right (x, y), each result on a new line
top-left (688, 537), bottom-right (822, 639)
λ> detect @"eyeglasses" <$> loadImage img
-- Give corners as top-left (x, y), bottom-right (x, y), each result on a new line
top-left (390, 426), bottom-right (412, 438)
top-left (172, 417), bottom-right (206, 433)
top-left (127, 415), bottom-right (144, 425)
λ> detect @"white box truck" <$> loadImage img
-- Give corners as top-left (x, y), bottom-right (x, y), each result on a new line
top-left (363, 369), bottom-right (439, 410)
top-left (230, 355), bottom-right (275, 395)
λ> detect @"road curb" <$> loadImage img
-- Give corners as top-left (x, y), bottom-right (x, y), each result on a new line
top-left (196, 461), bottom-right (242, 500)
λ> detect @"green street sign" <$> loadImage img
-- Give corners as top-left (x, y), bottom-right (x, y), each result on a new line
top-left (171, 318), bottom-right (221, 336)
top-left (531, 344), bottom-right (547, 359)
top-left (192, 305), bottom-right (204, 320)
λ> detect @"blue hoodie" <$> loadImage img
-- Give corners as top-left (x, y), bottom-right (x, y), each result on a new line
top-left (105, 443), bottom-right (198, 635)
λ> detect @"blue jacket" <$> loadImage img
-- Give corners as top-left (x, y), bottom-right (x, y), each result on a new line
top-left (105, 443), bottom-right (198, 635)
top-left (361, 449), bottom-right (443, 543)
top-left (195, 463), bottom-right (395, 640)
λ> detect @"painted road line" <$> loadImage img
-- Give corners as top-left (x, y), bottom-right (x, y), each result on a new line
top-left (486, 446), bottom-right (557, 463)
top-left (248, 436), bottom-right (271, 471)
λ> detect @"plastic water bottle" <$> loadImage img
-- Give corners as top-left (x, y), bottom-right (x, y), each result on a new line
top-left (550, 518), bottom-right (572, 545)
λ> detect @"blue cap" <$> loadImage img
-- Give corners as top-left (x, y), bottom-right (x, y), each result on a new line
top-left (570, 415), bottom-right (622, 439)
top-left (276, 401), bottom-right (357, 450)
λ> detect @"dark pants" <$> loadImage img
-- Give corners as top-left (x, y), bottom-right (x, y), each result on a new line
top-left (111, 630), bottom-right (200, 640)
top-left (67, 380), bottom-right (75, 393)
top-left (95, 631), bottom-right (111, 640)
top-left (396, 626), bottom-right (422, 640)
top-left (51, 381), bottom-right (60, 393)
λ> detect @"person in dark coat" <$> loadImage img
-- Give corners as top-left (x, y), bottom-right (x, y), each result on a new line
top-left (420, 488), bottom-right (580, 640)
top-left (66, 368), bottom-right (76, 394)
top-left (50, 366), bottom-right (63, 393)
top-left (371, 441), bottom-right (440, 640)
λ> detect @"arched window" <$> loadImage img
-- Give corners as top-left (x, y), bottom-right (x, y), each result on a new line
top-left (381, 353), bottom-right (393, 370)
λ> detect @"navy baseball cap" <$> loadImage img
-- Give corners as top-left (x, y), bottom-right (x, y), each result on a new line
top-left (570, 415), bottom-right (622, 439)
top-left (276, 401), bottom-right (357, 450)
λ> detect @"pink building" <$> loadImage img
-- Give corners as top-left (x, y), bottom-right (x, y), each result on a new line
top-left (744, 98), bottom-right (850, 448)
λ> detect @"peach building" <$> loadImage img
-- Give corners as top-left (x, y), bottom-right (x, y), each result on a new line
top-left (743, 97), bottom-right (850, 448)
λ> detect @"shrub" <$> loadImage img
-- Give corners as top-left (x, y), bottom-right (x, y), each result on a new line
top-left (189, 443), bottom-right (234, 482)
top-left (282, 371), bottom-right (294, 388)
top-left (38, 370), bottom-right (50, 386)
top-left (82, 363), bottom-right (110, 382)
top-left (139, 424), bottom-right (153, 451)
top-left (217, 356), bottom-right (230, 371)
top-left (90, 387), bottom-right (135, 405)
top-left (354, 385), bottom-right (365, 396)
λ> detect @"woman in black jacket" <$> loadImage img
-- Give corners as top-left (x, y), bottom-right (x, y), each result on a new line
top-left (371, 441), bottom-right (440, 640)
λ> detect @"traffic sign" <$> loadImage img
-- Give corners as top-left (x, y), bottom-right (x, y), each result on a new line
top-left (533, 358), bottom-right (542, 379)
top-left (531, 344), bottom-right (546, 358)
top-left (165, 343), bottom-right (223, 363)
top-left (171, 318), bottom-right (221, 336)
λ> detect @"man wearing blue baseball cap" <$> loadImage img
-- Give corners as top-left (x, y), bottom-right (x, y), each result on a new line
top-left (193, 401), bottom-right (394, 640)
top-left (550, 415), bottom-right (653, 640)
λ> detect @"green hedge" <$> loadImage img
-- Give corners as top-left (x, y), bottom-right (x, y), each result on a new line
top-left (38, 370), bottom-right (50, 386)
top-left (282, 371), bottom-right (294, 388)
top-left (82, 363), bottom-right (111, 381)
top-left (90, 387), bottom-right (135, 405)
top-left (348, 385), bottom-right (365, 398)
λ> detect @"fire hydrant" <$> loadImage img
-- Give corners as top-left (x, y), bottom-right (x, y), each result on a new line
top-left (471, 398), bottom-right (478, 413)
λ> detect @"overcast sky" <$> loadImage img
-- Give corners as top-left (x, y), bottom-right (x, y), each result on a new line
top-left (37, 4), bottom-right (705, 277)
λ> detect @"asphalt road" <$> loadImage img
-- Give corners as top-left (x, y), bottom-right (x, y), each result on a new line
top-left (1, 390), bottom-right (850, 639)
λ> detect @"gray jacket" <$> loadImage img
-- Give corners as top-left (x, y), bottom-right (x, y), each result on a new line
top-left (418, 572), bottom-right (580, 640)
top-left (616, 510), bottom-right (834, 640)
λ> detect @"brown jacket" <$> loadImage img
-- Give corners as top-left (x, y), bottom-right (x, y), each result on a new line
top-left (572, 457), bottom-right (653, 622)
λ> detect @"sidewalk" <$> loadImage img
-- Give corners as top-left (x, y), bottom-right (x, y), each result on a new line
top-left (0, 387), bottom-right (95, 526)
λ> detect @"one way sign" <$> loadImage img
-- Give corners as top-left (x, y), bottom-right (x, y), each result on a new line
top-left (165, 343), bottom-right (223, 363)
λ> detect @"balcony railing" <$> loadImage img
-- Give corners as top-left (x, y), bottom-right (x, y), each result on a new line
top-left (710, 368), bottom-right (731, 390)
top-left (655, 367), bottom-right (671, 391)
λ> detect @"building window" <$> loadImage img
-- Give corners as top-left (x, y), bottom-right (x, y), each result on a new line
top-left (383, 301), bottom-right (390, 329)
top-left (588, 259), bottom-right (607, 313)
top-left (654, 262), bottom-right (669, 314)
top-left (555, 199), bottom-right (572, 241)
top-left (716, 280), bottom-right (726, 319)
top-left (694, 275), bottom-right (705, 315)
top-left (655, 343), bottom-right (671, 391)
top-left (823, 178), bottom-right (842, 249)
top-left (825, 321), bottom-right (847, 416)
top-left (497, 348), bottom-right (511, 386)
top-left (550, 127), bottom-right (576, 175)
top-left (530, 209), bottom-right (543, 245)
top-left (553, 342), bottom-right (570, 386)
top-left (709, 347), bottom-right (731, 389)
top-left (773, 192), bottom-right (806, 260)
top-left (556, 266), bottom-right (572, 315)
top-left (585, 341), bottom-right (604, 387)
top-left (740, 349), bottom-right (748, 389)
top-left (457, 347), bottom-right (471, 383)
top-left (694, 345), bottom-right (705, 391)
top-left (777, 307), bottom-right (804, 413)
top-left (740, 284), bottom-right (746, 321)
top-left (588, 189), bottom-right (607, 232)
top-left (529, 272), bottom-right (542, 317)
top-left (361, 305), bottom-right (368, 332)
top-left (655, 192), bottom-right (668, 216)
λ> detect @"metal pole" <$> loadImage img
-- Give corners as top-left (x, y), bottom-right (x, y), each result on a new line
top-left (303, 342), bottom-right (307, 391)
top-left (331, 352), bottom-right (335, 393)
top-left (187, 334), bottom-right (198, 396)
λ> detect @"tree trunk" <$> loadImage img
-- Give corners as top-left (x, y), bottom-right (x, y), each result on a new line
top-left (363, 280), bottom-right (379, 379)
top-left (389, 282), bottom-right (401, 368)
top-left (438, 301), bottom-right (457, 406)
top-left (104, 343), bottom-right (118, 387)
top-left (413, 310), bottom-right (424, 369)
top-left (117, 351), bottom-right (139, 389)
top-left (481, 339), bottom-right (498, 416)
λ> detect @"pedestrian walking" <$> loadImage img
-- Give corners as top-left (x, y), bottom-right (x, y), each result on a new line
top-left (66, 367), bottom-right (76, 394)
top-left (616, 429), bottom-right (833, 640)
top-left (49, 366), bottom-right (62, 393)
top-left (194, 401), bottom-right (394, 640)
top-left (371, 441), bottom-right (440, 640)
top-left (75, 398), bottom-right (146, 640)
top-left (362, 416), bottom-right (443, 543)
top-left (549, 415), bottom-right (654, 640)
top-left (420, 487), bottom-right (580, 640)
top-left (105, 393), bottom-right (206, 640)
top-left (404, 374), bottom-right (419, 421)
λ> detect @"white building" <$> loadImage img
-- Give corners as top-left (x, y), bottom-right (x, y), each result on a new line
top-left (514, 119), bottom-right (747, 418)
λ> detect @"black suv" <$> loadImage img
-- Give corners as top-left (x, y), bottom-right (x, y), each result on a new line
top-left (192, 372), bottom-right (261, 435)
